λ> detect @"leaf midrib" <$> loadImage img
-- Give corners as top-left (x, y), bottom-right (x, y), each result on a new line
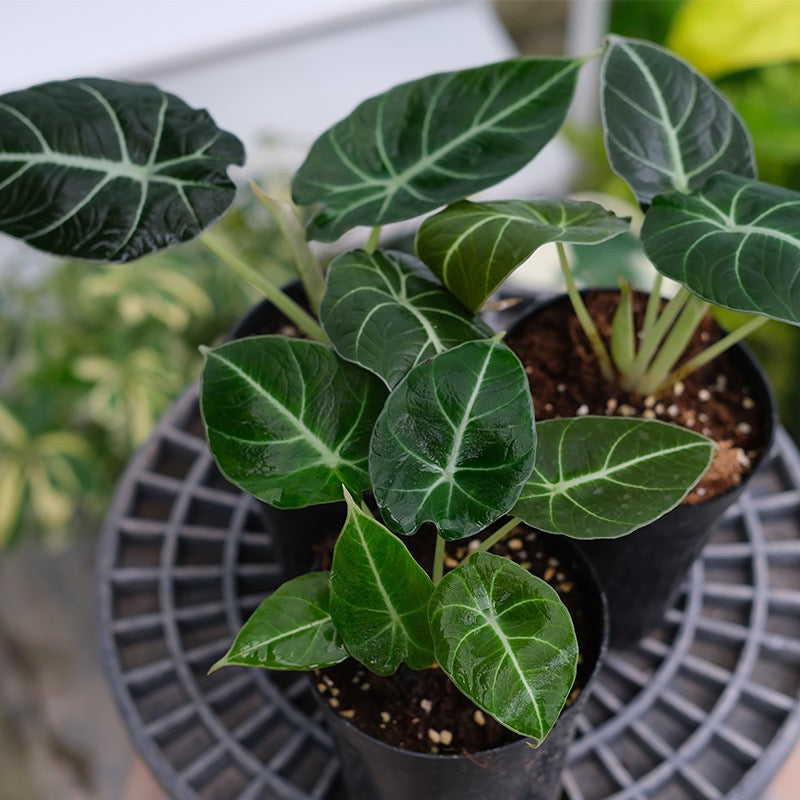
top-left (317, 59), bottom-right (578, 212)
top-left (385, 59), bottom-right (578, 192)
top-left (233, 614), bottom-right (331, 659)
top-left (0, 149), bottom-right (218, 188)
top-left (207, 349), bottom-right (344, 469)
top-left (534, 439), bottom-right (709, 495)
top-left (613, 39), bottom-right (689, 192)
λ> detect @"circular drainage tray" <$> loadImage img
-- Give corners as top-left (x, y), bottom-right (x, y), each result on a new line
top-left (98, 380), bottom-right (800, 800)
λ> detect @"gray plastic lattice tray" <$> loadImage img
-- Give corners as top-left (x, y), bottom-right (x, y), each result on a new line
top-left (97, 378), bottom-right (800, 800)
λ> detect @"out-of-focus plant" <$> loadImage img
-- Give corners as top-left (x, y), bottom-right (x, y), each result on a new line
top-left (0, 200), bottom-right (289, 549)
top-left (0, 400), bottom-right (93, 549)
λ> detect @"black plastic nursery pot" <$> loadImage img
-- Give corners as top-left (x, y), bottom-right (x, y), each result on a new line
top-left (505, 291), bottom-right (778, 649)
top-left (314, 529), bottom-right (608, 800)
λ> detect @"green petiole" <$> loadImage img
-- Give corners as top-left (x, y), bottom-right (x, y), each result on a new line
top-left (200, 232), bottom-right (329, 344)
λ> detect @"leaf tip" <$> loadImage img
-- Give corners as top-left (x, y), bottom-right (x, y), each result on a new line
top-left (207, 654), bottom-right (229, 675)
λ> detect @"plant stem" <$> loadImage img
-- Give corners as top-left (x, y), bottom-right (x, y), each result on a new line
top-left (200, 232), bottom-right (328, 344)
top-left (610, 280), bottom-right (635, 375)
top-left (641, 273), bottom-right (663, 337)
top-left (249, 182), bottom-right (326, 316)
top-left (658, 314), bottom-right (770, 392)
top-left (637, 295), bottom-right (710, 396)
top-left (621, 287), bottom-right (690, 391)
top-left (433, 533), bottom-right (446, 586)
top-left (473, 516), bottom-right (522, 556)
top-left (365, 226), bottom-right (382, 254)
top-left (557, 243), bottom-right (615, 382)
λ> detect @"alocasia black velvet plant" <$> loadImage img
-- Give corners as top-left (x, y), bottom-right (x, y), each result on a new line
top-left (1, 34), bottom-right (796, 743)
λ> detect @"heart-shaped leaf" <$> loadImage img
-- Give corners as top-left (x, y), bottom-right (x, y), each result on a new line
top-left (201, 336), bottom-right (387, 507)
top-left (292, 57), bottom-right (583, 241)
top-left (0, 78), bottom-right (244, 262)
top-left (429, 552), bottom-right (577, 741)
top-left (370, 339), bottom-right (536, 540)
top-left (329, 492), bottom-right (435, 675)
top-left (513, 417), bottom-right (714, 539)
top-left (210, 572), bottom-right (347, 671)
top-left (416, 199), bottom-right (629, 312)
top-left (320, 249), bottom-right (491, 387)
top-left (642, 172), bottom-right (800, 326)
top-left (601, 35), bottom-right (755, 205)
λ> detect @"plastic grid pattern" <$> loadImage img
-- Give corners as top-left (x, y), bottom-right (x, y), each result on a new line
top-left (97, 381), bottom-right (800, 800)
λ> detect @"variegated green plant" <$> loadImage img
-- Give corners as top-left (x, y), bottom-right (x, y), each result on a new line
top-left (4, 33), bottom-right (794, 743)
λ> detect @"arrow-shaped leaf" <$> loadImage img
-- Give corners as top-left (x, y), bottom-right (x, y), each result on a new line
top-left (210, 572), bottom-right (347, 671)
top-left (320, 249), bottom-right (491, 387)
top-left (0, 78), bottom-right (244, 262)
top-left (513, 417), bottom-right (714, 539)
top-left (201, 336), bottom-right (387, 507)
top-left (601, 35), bottom-right (755, 205)
top-left (429, 552), bottom-right (577, 741)
top-left (416, 198), bottom-right (629, 312)
top-left (329, 492), bottom-right (434, 675)
top-left (292, 57), bottom-right (582, 241)
top-left (370, 339), bottom-right (536, 540)
top-left (642, 172), bottom-right (800, 326)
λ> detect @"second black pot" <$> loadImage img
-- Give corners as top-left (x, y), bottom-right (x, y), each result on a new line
top-left (315, 529), bottom-right (608, 800)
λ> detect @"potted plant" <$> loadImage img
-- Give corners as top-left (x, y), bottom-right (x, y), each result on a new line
top-left (0, 33), bottom-right (794, 799)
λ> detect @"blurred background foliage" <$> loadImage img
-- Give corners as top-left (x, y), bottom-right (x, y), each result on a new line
top-left (0, 190), bottom-right (296, 550)
top-left (2, 0), bottom-right (798, 551)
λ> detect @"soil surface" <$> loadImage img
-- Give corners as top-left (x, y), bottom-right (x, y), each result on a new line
top-left (505, 291), bottom-right (770, 503)
top-left (315, 525), bottom-right (601, 755)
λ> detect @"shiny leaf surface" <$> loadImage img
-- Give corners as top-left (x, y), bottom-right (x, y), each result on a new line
top-left (429, 552), bottom-right (577, 741)
top-left (514, 417), bottom-right (714, 539)
top-left (370, 339), bottom-right (536, 539)
top-left (642, 172), bottom-right (800, 325)
top-left (201, 337), bottom-right (387, 507)
top-left (601, 35), bottom-right (754, 205)
top-left (330, 493), bottom-right (434, 675)
top-left (292, 58), bottom-right (582, 241)
top-left (320, 249), bottom-right (491, 387)
top-left (416, 198), bottom-right (628, 311)
top-left (210, 572), bottom-right (347, 671)
top-left (0, 78), bottom-right (244, 261)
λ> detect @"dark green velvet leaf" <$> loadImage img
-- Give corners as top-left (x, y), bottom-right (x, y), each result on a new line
top-left (293, 57), bottom-right (582, 241)
top-left (601, 35), bottom-right (755, 205)
top-left (370, 339), bottom-right (536, 540)
top-left (416, 198), bottom-right (628, 311)
top-left (330, 492), bottom-right (434, 675)
top-left (320, 249), bottom-right (491, 388)
top-left (642, 172), bottom-right (800, 325)
top-left (514, 417), bottom-right (714, 539)
top-left (201, 336), bottom-right (387, 507)
top-left (210, 572), bottom-right (347, 671)
top-left (429, 552), bottom-right (577, 741)
top-left (0, 78), bottom-right (244, 261)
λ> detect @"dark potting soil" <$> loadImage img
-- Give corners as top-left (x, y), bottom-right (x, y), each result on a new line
top-left (315, 525), bottom-right (599, 755)
top-left (505, 291), bottom-right (768, 503)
